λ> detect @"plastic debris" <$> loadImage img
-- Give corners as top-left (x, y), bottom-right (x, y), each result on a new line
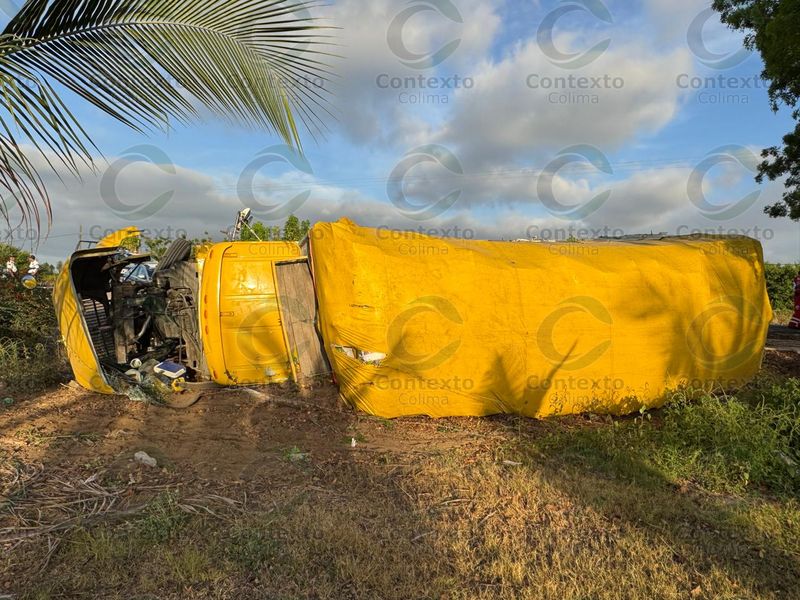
top-left (154, 361), bottom-right (187, 379)
top-left (134, 451), bottom-right (158, 468)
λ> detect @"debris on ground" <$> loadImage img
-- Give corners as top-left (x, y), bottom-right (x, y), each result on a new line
top-left (134, 451), bottom-right (158, 468)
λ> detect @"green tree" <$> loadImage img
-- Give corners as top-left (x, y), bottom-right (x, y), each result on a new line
top-left (765, 262), bottom-right (800, 310)
top-left (282, 214), bottom-right (311, 241)
top-left (242, 222), bottom-right (282, 242)
top-left (0, 243), bottom-right (28, 267)
top-left (0, 0), bottom-right (330, 230)
top-left (144, 237), bottom-right (171, 261)
top-left (714, 0), bottom-right (800, 219)
top-left (242, 215), bottom-right (311, 242)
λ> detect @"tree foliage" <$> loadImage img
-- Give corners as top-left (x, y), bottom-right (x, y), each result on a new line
top-left (765, 262), bottom-right (800, 310)
top-left (714, 0), bottom-right (800, 219)
top-left (242, 214), bottom-right (310, 242)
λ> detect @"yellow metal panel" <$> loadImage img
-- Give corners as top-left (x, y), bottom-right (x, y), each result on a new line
top-left (310, 219), bottom-right (772, 419)
top-left (53, 257), bottom-right (114, 394)
top-left (199, 242), bottom-right (302, 385)
top-left (97, 226), bottom-right (140, 249)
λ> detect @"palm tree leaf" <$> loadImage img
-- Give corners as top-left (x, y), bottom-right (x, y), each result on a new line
top-left (0, 0), bottom-right (334, 233)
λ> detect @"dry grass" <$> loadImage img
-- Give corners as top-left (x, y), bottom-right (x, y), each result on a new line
top-left (2, 362), bottom-right (799, 599)
top-left (6, 440), bottom-right (798, 599)
top-left (773, 307), bottom-right (795, 325)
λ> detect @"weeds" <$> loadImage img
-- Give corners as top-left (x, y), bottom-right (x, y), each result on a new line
top-left (283, 446), bottom-right (308, 462)
top-left (13, 426), bottom-right (98, 447)
top-left (0, 282), bottom-right (71, 396)
top-left (225, 522), bottom-right (280, 571)
top-left (532, 377), bottom-right (800, 496)
top-left (134, 492), bottom-right (188, 544)
top-left (0, 339), bottom-right (69, 396)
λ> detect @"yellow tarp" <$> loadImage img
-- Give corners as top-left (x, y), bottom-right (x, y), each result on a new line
top-left (310, 219), bottom-right (771, 419)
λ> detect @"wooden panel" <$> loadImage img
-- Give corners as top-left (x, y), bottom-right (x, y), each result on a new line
top-left (275, 259), bottom-right (331, 382)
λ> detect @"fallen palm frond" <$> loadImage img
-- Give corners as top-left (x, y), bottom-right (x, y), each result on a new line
top-left (0, 464), bottom-right (243, 546)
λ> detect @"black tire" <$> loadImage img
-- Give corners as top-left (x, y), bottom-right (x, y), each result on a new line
top-left (156, 239), bottom-right (192, 272)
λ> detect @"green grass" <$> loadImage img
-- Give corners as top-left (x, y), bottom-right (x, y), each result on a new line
top-left (135, 492), bottom-right (189, 544)
top-left (530, 378), bottom-right (800, 497)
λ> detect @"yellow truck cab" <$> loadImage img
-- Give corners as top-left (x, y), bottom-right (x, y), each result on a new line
top-left (54, 229), bottom-right (323, 396)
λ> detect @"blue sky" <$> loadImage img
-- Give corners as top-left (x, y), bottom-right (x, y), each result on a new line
top-left (2, 0), bottom-right (798, 263)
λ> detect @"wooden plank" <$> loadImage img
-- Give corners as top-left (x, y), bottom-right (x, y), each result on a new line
top-left (275, 260), bottom-right (331, 382)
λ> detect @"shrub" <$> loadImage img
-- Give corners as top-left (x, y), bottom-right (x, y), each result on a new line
top-left (0, 282), bottom-right (69, 395)
top-left (765, 263), bottom-right (799, 312)
top-left (0, 339), bottom-right (70, 395)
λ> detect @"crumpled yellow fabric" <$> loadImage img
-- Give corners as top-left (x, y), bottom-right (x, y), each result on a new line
top-left (310, 219), bottom-right (771, 418)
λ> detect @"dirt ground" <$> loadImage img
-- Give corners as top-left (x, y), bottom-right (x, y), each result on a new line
top-left (0, 379), bottom-right (505, 484)
top-left (2, 352), bottom-right (799, 599)
top-left (4, 349), bottom-right (798, 486)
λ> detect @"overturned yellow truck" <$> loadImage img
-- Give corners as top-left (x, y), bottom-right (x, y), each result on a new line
top-left (54, 219), bottom-right (771, 418)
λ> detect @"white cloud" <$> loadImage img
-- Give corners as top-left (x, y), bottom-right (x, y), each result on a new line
top-left (317, 0), bottom-right (502, 145)
top-left (12, 149), bottom-right (795, 266)
top-left (430, 38), bottom-right (693, 167)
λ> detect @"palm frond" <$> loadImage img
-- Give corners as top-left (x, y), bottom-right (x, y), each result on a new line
top-left (0, 0), bottom-right (335, 233)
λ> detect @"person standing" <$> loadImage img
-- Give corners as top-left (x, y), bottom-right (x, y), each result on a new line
top-left (790, 270), bottom-right (800, 329)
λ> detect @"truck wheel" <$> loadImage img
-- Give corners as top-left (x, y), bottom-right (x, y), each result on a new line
top-left (156, 239), bottom-right (192, 272)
